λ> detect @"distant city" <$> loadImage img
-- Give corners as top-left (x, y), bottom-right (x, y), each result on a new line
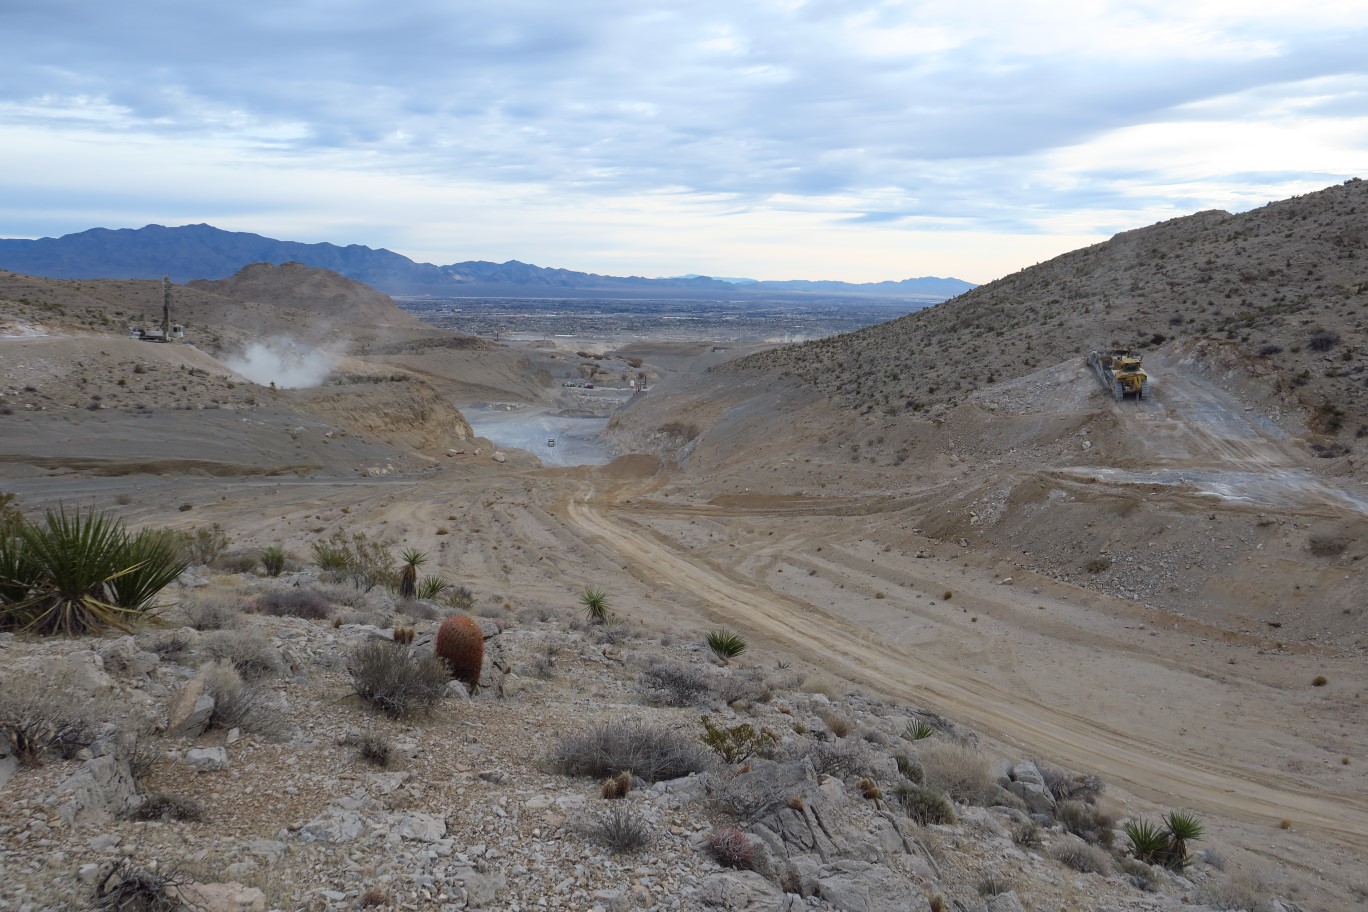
top-left (397, 295), bottom-right (923, 344)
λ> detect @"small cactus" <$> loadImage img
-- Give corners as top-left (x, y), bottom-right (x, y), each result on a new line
top-left (434, 615), bottom-right (484, 693)
top-left (601, 770), bottom-right (632, 800)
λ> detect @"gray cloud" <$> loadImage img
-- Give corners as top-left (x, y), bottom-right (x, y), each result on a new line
top-left (2, 1), bottom-right (1366, 277)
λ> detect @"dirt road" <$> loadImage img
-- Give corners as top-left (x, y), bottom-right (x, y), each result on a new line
top-left (560, 478), bottom-right (1368, 875)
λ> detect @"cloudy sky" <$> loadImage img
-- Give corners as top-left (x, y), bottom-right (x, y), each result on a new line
top-left (2, 1), bottom-right (1365, 283)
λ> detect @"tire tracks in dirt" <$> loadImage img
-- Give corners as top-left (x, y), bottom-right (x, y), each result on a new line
top-left (561, 481), bottom-right (1368, 856)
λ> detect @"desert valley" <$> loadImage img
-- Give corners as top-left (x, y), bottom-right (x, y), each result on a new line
top-left (1, 180), bottom-right (1365, 912)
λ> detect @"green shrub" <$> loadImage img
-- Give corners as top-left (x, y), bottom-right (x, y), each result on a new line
top-left (180, 524), bottom-right (229, 565)
top-left (579, 588), bottom-right (612, 624)
top-left (260, 545), bottom-right (286, 577)
top-left (417, 575), bottom-right (449, 600)
top-left (699, 715), bottom-right (778, 764)
top-left (0, 507), bottom-right (186, 635)
top-left (706, 629), bottom-right (747, 662)
top-left (894, 783), bottom-right (956, 825)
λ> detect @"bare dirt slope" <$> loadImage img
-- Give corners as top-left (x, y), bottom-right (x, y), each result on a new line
top-left (734, 177), bottom-right (1368, 467)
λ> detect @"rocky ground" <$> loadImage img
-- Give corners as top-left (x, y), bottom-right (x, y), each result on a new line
top-left (0, 565), bottom-right (1293, 912)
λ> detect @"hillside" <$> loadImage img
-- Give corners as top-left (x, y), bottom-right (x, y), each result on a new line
top-left (0, 224), bottom-right (974, 301)
top-left (733, 178), bottom-right (1367, 455)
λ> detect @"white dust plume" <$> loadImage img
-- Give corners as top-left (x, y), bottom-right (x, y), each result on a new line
top-left (225, 338), bottom-right (340, 389)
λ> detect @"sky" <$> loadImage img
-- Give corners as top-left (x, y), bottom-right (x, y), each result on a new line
top-left (1, 1), bottom-right (1366, 284)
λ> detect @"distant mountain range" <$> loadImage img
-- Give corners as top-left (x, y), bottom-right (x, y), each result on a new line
top-left (0, 224), bottom-right (975, 302)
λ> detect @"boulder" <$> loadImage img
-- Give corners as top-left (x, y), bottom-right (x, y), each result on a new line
top-left (173, 882), bottom-right (267, 912)
top-left (186, 747), bottom-right (229, 772)
top-left (698, 871), bottom-right (783, 909)
top-left (55, 754), bottom-right (140, 825)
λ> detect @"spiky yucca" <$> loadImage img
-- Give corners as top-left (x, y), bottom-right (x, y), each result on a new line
top-left (434, 614), bottom-right (484, 693)
top-left (0, 507), bottom-right (186, 636)
top-left (579, 588), bottom-right (611, 624)
top-left (706, 629), bottom-right (747, 663)
top-left (398, 549), bottom-right (427, 601)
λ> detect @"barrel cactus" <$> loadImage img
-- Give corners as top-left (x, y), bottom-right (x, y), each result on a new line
top-left (434, 614), bottom-right (483, 693)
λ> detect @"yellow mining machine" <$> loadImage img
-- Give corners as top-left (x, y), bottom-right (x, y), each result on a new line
top-left (1088, 348), bottom-right (1148, 400)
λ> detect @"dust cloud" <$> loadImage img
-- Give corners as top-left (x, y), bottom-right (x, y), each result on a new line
top-left (225, 338), bottom-right (339, 388)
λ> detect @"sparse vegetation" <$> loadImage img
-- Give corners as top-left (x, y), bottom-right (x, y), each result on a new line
top-left (548, 721), bottom-right (714, 782)
top-left (1051, 841), bottom-right (1111, 875)
top-left (254, 588), bottom-right (331, 620)
top-left (0, 672), bottom-right (101, 765)
top-left (919, 740), bottom-right (998, 805)
top-left (639, 661), bottom-right (714, 706)
top-left (260, 544), bottom-right (287, 577)
top-left (589, 805), bottom-right (653, 853)
top-left (180, 523), bottom-right (230, 565)
top-left (347, 639), bottom-right (449, 718)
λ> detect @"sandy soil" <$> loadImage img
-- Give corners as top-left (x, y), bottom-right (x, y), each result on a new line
top-left (3, 324), bottom-right (1366, 909)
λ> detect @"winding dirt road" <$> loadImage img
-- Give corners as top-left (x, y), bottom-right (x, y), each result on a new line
top-left (561, 481), bottom-right (1368, 860)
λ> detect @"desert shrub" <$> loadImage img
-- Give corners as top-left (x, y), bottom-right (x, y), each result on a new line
top-left (1085, 557), bottom-right (1111, 574)
top-left (708, 826), bottom-right (755, 869)
top-left (589, 805), bottom-right (653, 853)
top-left (714, 667), bottom-right (773, 706)
top-left (548, 721), bottom-right (714, 782)
top-left (200, 629), bottom-right (285, 679)
top-left (819, 711), bottom-right (853, 738)
top-left (213, 551), bottom-right (261, 574)
top-left (977, 874), bottom-right (1013, 897)
top-left (94, 859), bottom-right (189, 912)
top-left (805, 738), bottom-right (881, 779)
top-left (342, 732), bottom-right (394, 767)
top-left (1051, 841), bottom-right (1110, 875)
top-left (1256, 343), bottom-right (1282, 357)
top-left (180, 594), bottom-right (242, 631)
top-left (203, 662), bottom-right (284, 736)
top-left (639, 661), bottom-right (714, 706)
top-left (579, 588), bottom-right (612, 624)
top-left (130, 792), bottom-right (205, 822)
top-left (395, 599), bottom-right (439, 621)
top-left (255, 588), bottom-right (331, 620)
top-left (894, 783), bottom-right (956, 825)
top-left (700, 715), bottom-right (779, 764)
top-left (1307, 535), bottom-right (1348, 557)
top-left (348, 640), bottom-right (449, 718)
top-left (0, 673), bottom-right (102, 765)
top-left (706, 629), bottom-right (747, 662)
top-left (1058, 799), bottom-right (1116, 847)
top-left (893, 752), bottom-right (924, 783)
top-left (180, 524), bottom-right (229, 565)
top-left (1201, 871), bottom-right (1271, 911)
top-left (920, 741), bottom-right (998, 805)
top-left (443, 586), bottom-right (476, 612)
top-left (260, 545), bottom-right (286, 577)
top-left (1041, 767), bottom-right (1104, 804)
top-left (1011, 821), bottom-right (1042, 848)
top-left (311, 531), bottom-right (394, 590)
top-left (1308, 329), bottom-right (1340, 352)
top-left (0, 507), bottom-right (187, 635)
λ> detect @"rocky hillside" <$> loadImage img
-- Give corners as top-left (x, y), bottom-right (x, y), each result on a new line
top-left (732, 178), bottom-right (1367, 451)
top-left (0, 263), bottom-right (436, 354)
top-left (0, 565), bottom-right (1287, 912)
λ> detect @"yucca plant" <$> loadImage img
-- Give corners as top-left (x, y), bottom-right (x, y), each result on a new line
top-left (260, 545), bottom-right (286, 578)
top-left (398, 549), bottom-right (427, 601)
top-left (1123, 819), bottom-right (1170, 866)
top-left (579, 588), bottom-right (612, 624)
top-left (1163, 810), bottom-right (1204, 868)
top-left (902, 718), bottom-right (935, 741)
top-left (0, 508), bottom-right (183, 636)
top-left (706, 629), bottom-right (747, 663)
top-left (416, 575), bottom-right (449, 601)
top-left (109, 528), bottom-right (189, 612)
